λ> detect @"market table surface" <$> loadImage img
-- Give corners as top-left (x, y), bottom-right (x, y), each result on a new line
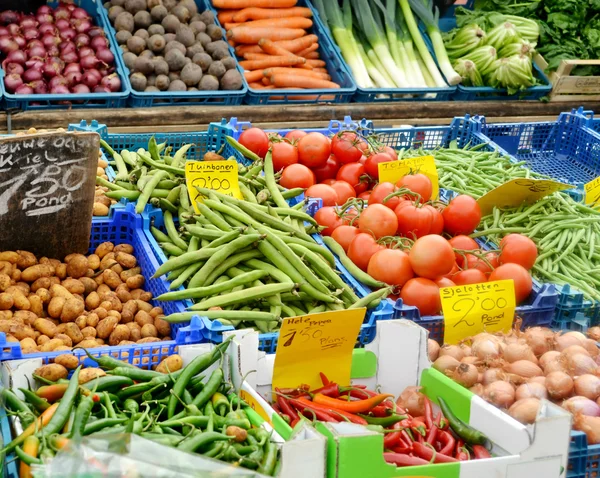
top-left (1, 100), bottom-right (598, 133)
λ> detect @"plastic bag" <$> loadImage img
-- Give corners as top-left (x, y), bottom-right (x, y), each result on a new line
top-left (33, 433), bottom-right (263, 478)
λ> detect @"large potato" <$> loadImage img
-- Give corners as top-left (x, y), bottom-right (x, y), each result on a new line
top-left (55, 353), bottom-right (79, 369)
top-left (66, 255), bottom-right (88, 279)
top-left (116, 252), bottom-right (137, 269)
top-left (34, 363), bottom-right (67, 382)
top-left (135, 300), bottom-right (153, 312)
top-left (21, 264), bottom-right (55, 283)
top-left (86, 312), bottom-right (100, 328)
top-left (109, 324), bottom-right (130, 346)
top-left (20, 337), bottom-right (38, 354)
top-left (50, 284), bottom-right (74, 300)
top-left (103, 269), bottom-right (122, 289)
top-left (81, 327), bottom-right (97, 339)
top-left (79, 277), bottom-right (98, 295)
top-left (61, 279), bottom-right (85, 295)
top-left (96, 316), bottom-right (118, 339)
top-left (40, 338), bottom-right (65, 352)
top-left (0, 251), bottom-right (19, 263)
top-left (0, 292), bottom-right (14, 310)
top-left (11, 290), bottom-right (31, 311)
top-left (121, 300), bottom-right (138, 323)
top-left (31, 276), bottom-right (51, 291)
top-left (114, 244), bottom-right (134, 254)
top-left (78, 367), bottom-right (106, 384)
top-left (87, 254), bottom-right (101, 270)
top-left (17, 251), bottom-right (37, 269)
top-left (120, 267), bottom-right (141, 281)
top-left (141, 323), bottom-right (158, 338)
top-left (47, 296), bottom-right (65, 319)
top-left (34, 318), bottom-right (57, 337)
top-left (0, 273), bottom-right (12, 292)
top-left (126, 275), bottom-right (145, 289)
top-left (95, 242), bottom-right (114, 259)
top-left (64, 323), bottom-right (84, 344)
top-left (126, 322), bottom-right (142, 341)
top-left (55, 333), bottom-right (73, 347)
top-left (27, 294), bottom-right (44, 317)
top-left (156, 354), bottom-right (183, 374)
top-left (78, 339), bottom-right (99, 348)
top-left (154, 317), bottom-right (171, 337)
top-left (61, 298), bottom-right (85, 323)
top-left (115, 284), bottom-right (132, 303)
top-left (36, 288), bottom-right (51, 304)
top-left (85, 291), bottom-right (100, 310)
top-left (135, 310), bottom-right (153, 327)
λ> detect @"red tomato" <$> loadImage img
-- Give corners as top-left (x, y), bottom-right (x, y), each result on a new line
top-left (322, 178), bottom-right (337, 186)
top-left (238, 128), bottom-right (269, 159)
top-left (305, 184), bottom-right (338, 207)
top-left (284, 130), bottom-right (307, 142)
top-left (358, 204), bottom-right (399, 239)
top-left (279, 164), bottom-right (315, 190)
top-left (364, 152), bottom-right (395, 179)
top-left (297, 132), bottom-right (331, 168)
top-left (314, 206), bottom-right (342, 236)
top-left (396, 174), bottom-right (432, 203)
top-left (424, 205), bottom-right (444, 235)
top-left (337, 163), bottom-right (366, 193)
top-left (409, 235), bottom-right (455, 279)
top-left (448, 235), bottom-right (480, 267)
top-left (383, 146), bottom-right (396, 159)
top-left (499, 234), bottom-right (538, 270)
top-left (442, 195), bottom-right (482, 236)
top-left (489, 263), bottom-right (533, 303)
top-left (442, 263), bottom-right (460, 279)
top-left (370, 182), bottom-right (401, 210)
top-left (367, 249), bottom-right (414, 287)
top-left (341, 208), bottom-right (359, 226)
top-left (347, 233), bottom-right (385, 272)
top-left (331, 225), bottom-right (360, 252)
top-left (356, 139), bottom-right (369, 155)
top-left (464, 252), bottom-right (499, 274)
top-left (400, 278), bottom-right (441, 316)
top-left (331, 132), bottom-right (363, 164)
top-left (394, 202), bottom-right (434, 238)
top-left (434, 277), bottom-right (456, 288)
top-left (358, 155), bottom-right (368, 165)
top-left (453, 269), bottom-right (488, 286)
top-left (312, 156), bottom-right (340, 183)
top-left (358, 190), bottom-right (372, 201)
top-left (271, 141), bottom-right (298, 172)
top-left (330, 180), bottom-right (356, 205)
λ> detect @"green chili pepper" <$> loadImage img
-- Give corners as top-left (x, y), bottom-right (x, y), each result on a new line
top-left (43, 367), bottom-right (81, 436)
top-left (70, 394), bottom-right (94, 440)
top-left (211, 392), bottom-right (229, 417)
top-left (191, 368), bottom-right (224, 410)
top-left (177, 431), bottom-right (232, 453)
top-left (81, 376), bottom-right (134, 393)
top-left (257, 441), bottom-right (278, 476)
top-left (438, 397), bottom-right (489, 446)
top-left (357, 414), bottom-right (407, 427)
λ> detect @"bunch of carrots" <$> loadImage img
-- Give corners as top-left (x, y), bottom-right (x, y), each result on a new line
top-left (213, 0), bottom-right (341, 91)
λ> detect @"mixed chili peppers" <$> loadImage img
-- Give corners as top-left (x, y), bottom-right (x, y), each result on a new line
top-left (1, 339), bottom-right (280, 476)
top-left (273, 373), bottom-right (492, 468)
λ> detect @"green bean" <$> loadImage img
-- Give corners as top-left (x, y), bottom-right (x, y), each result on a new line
top-left (239, 182), bottom-right (258, 203)
top-left (225, 136), bottom-right (261, 162)
top-left (96, 176), bottom-right (125, 191)
top-left (206, 228), bottom-right (243, 248)
top-left (171, 144), bottom-right (192, 168)
top-left (106, 190), bottom-right (141, 201)
top-left (159, 270), bottom-right (268, 300)
top-left (138, 151), bottom-right (185, 176)
top-left (281, 188), bottom-right (305, 200)
top-left (136, 170), bottom-right (169, 213)
top-left (349, 288), bottom-right (391, 309)
top-left (196, 201), bottom-right (232, 231)
top-left (189, 283), bottom-right (296, 310)
top-left (236, 200), bottom-right (313, 240)
top-left (164, 310), bottom-right (279, 323)
top-left (264, 151), bottom-right (289, 208)
top-left (153, 248), bottom-right (217, 277)
top-left (161, 243), bottom-right (186, 256)
top-left (184, 224), bottom-right (226, 240)
top-left (164, 210), bottom-right (188, 250)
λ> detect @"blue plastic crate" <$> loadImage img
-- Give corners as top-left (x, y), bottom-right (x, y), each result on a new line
top-left (1, 0), bottom-right (129, 111)
top-left (472, 109), bottom-right (600, 201)
top-left (438, 0), bottom-right (475, 32)
top-left (99, 0), bottom-right (247, 107)
top-left (212, 0), bottom-right (356, 105)
top-left (568, 431), bottom-right (600, 478)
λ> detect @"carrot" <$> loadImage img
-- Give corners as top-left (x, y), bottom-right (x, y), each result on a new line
top-left (273, 35), bottom-right (317, 52)
top-left (217, 9), bottom-right (240, 24)
top-left (230, 17), bottom-right (312, 30)
top-left (228, 39), bottom-right (236, 47)
top-left (306, 59), bottom-right (326, 68)
top-left (213, 0), bottom-right (298, 8)
top-left (303, 51), bottom-right (320, 59)
top-left (244, 70), bottom-right (265, 82)
top-left (240, 56), bottom-right (306, 70)
top-left (233, 7), bottom-right (312, 22)
top-left (228, 27), bottom-right (305, 44)
top-left (224, 22), bottom-right (241, 29)
top-left (19, 436), bottom-right (40, 478)
top-left (297, 43), bottom-right (319, 57)
top-left (262, 76), bottom-right (271, 85)
top-left (50, 435), bottom-right (70, 450)
top-left (270, 74), bottom-right (340, 89)
top-left (264, 67), bottom-right (331, 80)
top-left (259, 38), bottom-right (295, 56)
top-left (244, 52), bottom-right (272, 60)
top-left (236, 44), bottom-right (262, 55)
top-left (249, 81), bottom-right (272, 88)
top-left (313, 67), bottom-right (328, 74)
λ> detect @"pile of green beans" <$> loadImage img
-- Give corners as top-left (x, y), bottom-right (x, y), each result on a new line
top-left (470, 194), bottom-right (600, 302)
top-left (2, 342), bottom-right (281, 475)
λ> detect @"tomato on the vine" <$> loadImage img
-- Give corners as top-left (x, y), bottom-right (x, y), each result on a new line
top-left (297, 132), bottom-right (331, 168)
top-left (305, 184), bottom-right (338, 207)
top-left (453, 269), bottom-right (488, 286)
top-left (331, 132), bottom-right (363, 164)
top-left (396, 174), bottom-right (432, 203)
top-left (400, 278), bottom-right (441, 316)
top-left (464, 252), bottom-right (499, 274)
top-left (448, 235), bottom-right (480, 267)
top-left (238, 127), bottom-right (269, 159)
top-left (499, 234), bottom-right (538, 270)
top-left (394, 202), bottom-right (434, 238)
top-left (347, 233), bottom-right (384, 271)
top-left (367, 249), bottom-right (413, 287)
top-left (279, 164), bottom-right (315, 189)
top-left (284, 130), bottom-right (307, 142)
top-left (489, 263), bottom-right (532, 303)
top-left (358, 190), bottom-right (372, 201)
top-left (358, 204), bottom-right (398, 239)
top-left (330, 180), bottom-right (356, 205)
top-left (364, 152), bottom-right (395, 179)
top-left (271, 140), bottom-right (298, 172)
top-left (312, 156), bottom-right (340, 183)
top-left (409, 235), bottom-right (455, 279)
top-left (337, 163), bottom-right (367, 194)
top-left (370, 182), bottom-right (401, 210)
top-left (434, 277), bottom-right (456, 289)
top-left (331, 225), bottom-right (360, 252)
top-left (442, 195), bottom-right (482, 236)
top-left (314, 206), bottom-right (343, 236)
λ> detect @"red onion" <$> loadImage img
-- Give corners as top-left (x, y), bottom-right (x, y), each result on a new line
top-left (50, 85), bottom-right (69, 94)
top-left (13, 36), bottom-right (26, 49)
top-left (0, 37), bottom-right (19, 55)
top-left (7, 24), bottom-right (21, 37)
top-left (63, 63), bottom-right (81, 75)
top-left (87, 27), bottom-right (104, 38)
top-left (55, 18), bottom-right (70, 31)
top-left (43, 58), bottom-right (63, 79)
top-left (509, 398), bottom-right (541, 424)
top-left (0, 11), bottom-right (20, 26)
top-left (5, 63), bottom-right (24, 75)
top-left (71, 8), bottom-right (90, 20)
top-left (59, 41), bottom-right (76, 53)
top-left (81, 55), bottom-right (99, 70)
top-left (48, 75), bottom-right (68, 89)
top-left (27, 45), bottom-right (46, 59)
top-left (60, 28), bottom-right (76, 41)
top-left (96, 48), bottom-right (114, 65)
top-left (27, 39), bottom-right (43, 50)
top-left (73, 19), bottom-right (92, 35)
top-left (29, 79), bottom-right (47, 94)
top-left (86, 68), bottom-right (102, 80)
top-left (25, 58), bottom-right (43, 70)
top-left (23, 28), bottom-right (39, 41)
top-left (4, 73), bottom-right (23, 93)
top-left (564, 396), bottom-right (600, 417)
top-left (0, 27), bottom-right (9, 37)
top-left (46, 45), bottom-right (59, 57)
top-left (100, 73), bottom-right (121, 92)
top-left (396, 386), bottom-right (425, 416)
top-left (60, 50), bottom-right (78, 64)
top-left (65, 70), bottom-right (82, 86)
top-left (15, 84), bottom-right (34, 95)
top-left (93, 85), bottom-right (110, 93)
top-left (66, 4), bottom-right (76, 12)
top-left (6, 50), bottom-right (26, 66)
top-left (71, 83), bottom-right (91, 94)
top-left (36, 13), bottom-right (53, 25)
top-left (90, 36), bottom-right (108, 51)
top-left (23, 68), bottom-right (43, 82)
top-left (54, 7), bottom-right (71, 21)
top-left (38, 23), bottom-right (56, 36)
top-left (20, 17), bottom-right (38, 30)
top-left (82, 70), bottom-right (100, 88)
top-left (41, 34), bottom-right (60, 49)
top-left (78, 47), bottom-right (94, 59)
top-left (75, 33), bottom-right (90, 48)
top-left (37, 5), bottom-right (53, 16)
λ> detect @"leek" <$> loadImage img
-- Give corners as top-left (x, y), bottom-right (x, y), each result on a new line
top-left (401, 0), bottom-right (461, 85)
top-left (356, 42), bottom-right (394, 88)
top-left (416, 50), bottom-right (436, 87)
top-left (397, 12), bottom-right (426, 87)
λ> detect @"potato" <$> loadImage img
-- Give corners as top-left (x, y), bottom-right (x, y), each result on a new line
top-left (79, 277), bottom-right (98, 295)
top-left (115, 284), bottom-right (132, 303)
top-left (36, 288), bottom-right (51, 305)
top-left (149, 307), bottom-right (163, 319)
top-left (141, 323), bottom-right (158, 338)
top-left (54, 346), bottom-right (72, 352)
top-left (96, 338), bottom-right (105, 345)
top-left (0, 292), bottom-right (13, 310)
top-left (121, 300), bottom-right (138, 323)
top-left (125, 274), bottom-right (145, 289)
top-left (64, 323), bottom-right (84, 344)
top-left (109, 324), bottom-right (130, 345)
top-left (78, 339), bottom-right (100, 349)
top-left (115, 252), bottom-right (137, 269)
top-left (11, 323), bottom-right (36, 340)
top-left (12, 291), bottom-right (31, 310)
top-left (20, 337), bottom-right (38, 353)
top-left (13, 282), bottom-right (30, 295)
top-left (97, 316), bottom-right (119, 339)
top-left (0, 251), bottom-right (19, 263)
top-left (47, 296), bottom-right (65, 319)
top-left (156, 354), bottom-right (183, 374)
top-left (62, 279), bottom-right (85, 295)
top-left (97, 284), bottom-right (112, 299)
top-left (120, 267), bottom-right (141, 281)
top-left (65, 255), bottom-right (88, 279)
top-left (85, 291), bottom-right (101, 310)
top-left (114, 244), bottom-right (134, 254)
top-left (17, 251), bottom-right (37, 269)
top-left (54, 353), bottom-right (79, 369)
top-left (54, 263), bottom-right (67, 280)
top-left (61, 298), bottom-right (84, 323)
top-left (135, 300), bottom-right (153, 312)
top-left (86, 313), bottom-right (100, 328)
top-left (154, 317), bottom-right (171, 337)
top-left (34, 363), bottom-right (68, 382)
top-left (0, 262), bottom-right (13, 276)
top-left (27, 294), bottom-right (44, 317)
top-left (15, 310), bottom-right (38, 326)
top-left (34, 318), bottom-right (57, 337)
top-left (103, 269), bottom-right (122, 290)
top-left (136, 336), bottom-right (159, 343)
top-left (0, 273), bottom-right (11, 292)
top-left (100, 252), bottom-right (117, 270)
top-left (81, 327), bottom-right (97, 339)
top-left (79, 368), bottom-right (106, 384)
top-left (95, 242), bottom-right (114, 259)
top-left (21, 264), bottom-right (55, 283)
top-left (103, 293), bottom-right (123, 312)
top-left (94, 307), bottom-right (108, 320)
top-left (55, 333), bottom-right (73, 347)
top-left (50, 284), bottom-right (74, 300)
top-left (40, 338), bottom-right (65, 352)
top-left (36, 335), bottom-right (50, 346)
top-left (75, 315), bottom-right (87, 330)
top-left (87, 254), bottom-right (101, 270)
top-left (93, 203), bottom-right (109, 216)
top-left (11, 268), bottom-right (21, 281)
top-left (135, 310), bottom-right (153, 327)
top-left (110, 263), bottom-right (124, 276)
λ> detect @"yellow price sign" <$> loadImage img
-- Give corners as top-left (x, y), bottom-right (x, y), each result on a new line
top-left (585, 176), bottom-right (600, 206)
top-left (378, 155), bottom-right (439, 200)
top-left (441, 280), bottom-right (516, 345)
top-left (185, 160), bottom-right (243, 213)
top-left (477, 178), bottom-right (573, 216)
top-left (272, 309), bottom-right (365, 392)
top-left (239, 389), bottom-right (271, 425)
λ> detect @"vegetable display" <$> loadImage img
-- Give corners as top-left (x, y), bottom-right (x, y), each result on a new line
top-left (312, 0), bottom-right (460, 89)
top-left (214, 1), bottom-right (342, 92)
top-left (430, 322), bottom-right (600, 444)
top-left (0, 242), bottom-right (173, 355)
top-left (273, 373), bottom-right (492, 467)
top-left (102, 0), bottom-right (243, 92)
top-left (2, 342), bottom-right (281, 475)
top-left (0, 4), bottom-right (121, 96)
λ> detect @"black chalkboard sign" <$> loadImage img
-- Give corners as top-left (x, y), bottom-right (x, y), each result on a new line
top-left (0, 131), bottom-right (100, 258)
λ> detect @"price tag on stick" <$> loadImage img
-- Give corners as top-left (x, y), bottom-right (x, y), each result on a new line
top-left (378, 155), bottom-right (439, 200)
top-left (272, 309), bottom-right (365, 392)
top-left (441, 280), bottom-right (516, 345)
top-left (185, 160), bottom-right (243, 213)
top-left (585, 176), bottom-right (600, 207)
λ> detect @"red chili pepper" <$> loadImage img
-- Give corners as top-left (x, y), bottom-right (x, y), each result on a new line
top-left (472, 445), bottom-right (491, 459)
top-left (383, 422), bottom-right (403, 449)
top-left (288, 398), bottom-right (339, 423)
top-left (456, 438), bottom-right (464, 454)
top-left (400, 430), bottom-right (413, 446)
top-left (438, 430), bottom-right (456, 456)
top-left (277, 394), bottom-right (300, 423)
top-left (290, 418), bottom-right (300, 427)
top-left (457, 448), bottom-right (470, 461)
top-left (272, 403), bottom-right (281, 413)
top-left (411, 418), bottom-right (426, 429)
top-left (317, 382), bottom-right (340, 398)
top-left (413, 442), bottom-right (458, 464)
top-left (353, 384), bottom-right (367, 389)
top-left (424, 397), bottom-right (434, 430)
top-left (320, 372), bottom-right (330, 386)
top-left (92, 394), bottom-right (101, 403)
top-left (426, 425), bottom-right (438, 445)
top-left (313, 392), bottom-right (393, 414)
top-left (391, 446), bottom-right (413, 454)
top-left (338, 387), bottom-right (377, 399)
top-left (279, 413), bottom-right (291, 424)
top-left (295, 397), bottom-right (368, 425)
top-left (364, 405), bottom-right (390, 417)
top-left (383, 452), bottom-right (429, 467)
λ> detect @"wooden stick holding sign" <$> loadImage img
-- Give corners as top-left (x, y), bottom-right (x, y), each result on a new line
top-left (0, 131), bottom-right (99, 258)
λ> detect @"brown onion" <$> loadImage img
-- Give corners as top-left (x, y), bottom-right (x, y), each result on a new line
top-left (562, 345), bottom-right (590, 358)
top-left (574, 413), bottom-right (600, 444)
top-left (563, 353), bottom-right (598, 377)
top-left (540, 351), bottom-right (561, 370)
top-left (546, 371), bottom-right (574, 400)
top-left (461, 356), bottom-right (479, 365)
top-left (470, 383), bottom-right (485, 397)
top-left (565, 331), bottom-right (588, 342)
top-left (433, 355), bottom-right (460, 374)
top-left (574, 374), bottom-right (600, 401)
top-left (525, 327), bottom-right (555, 356)
top-left (439, 344), bottom-right (465, 361)
top-left (503, 360), bottom-right (543, 378)
top-left (544, 358), bottom-right (567, 374)
top-left (427, 339), bottom-right (440, 362)
top-left (472, 336), bottom-right (502, 361)
top-left (482, 368), bottom-right (507, 385)
top-left (564, 396), bottom-right (600, 417)
top-left (484, 381), bottom-right (515, 408)
top-left (529, 376), bottom-right (546, 385)
top-left (582, 339), bottom-right (600, 358)
top-left (556, 333), bottom-right (583, 351)
top-left (588, 327), bottom-right (600, 341)
top-left (515, 382), bottom-right (548, 401)
top-left (448, 363), bottom-right (479, 388)
top-left (509, 398), bottom-right (541, 424)
top-left (504, 343), bottom-right (538, 364)
top-left (396, 386), bottom-right (425, 417)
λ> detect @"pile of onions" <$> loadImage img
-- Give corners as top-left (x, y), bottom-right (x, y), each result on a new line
top-left (0, 4), bottom-right (120, 95)
top-left (428, 325), bottom-right (600, 443)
